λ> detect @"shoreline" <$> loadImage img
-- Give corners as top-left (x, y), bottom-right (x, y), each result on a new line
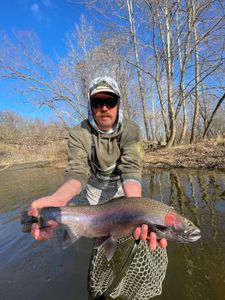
top-left (1, 160), bottom-right (224, 172)
top-left (1, 137), bottom-right (224, 172)
top-left (1, 155), bottom-right (224, 173)
top-left (144, 139), bottom-right (225, 170)
top-left (0, 160), bottom-right (66, 172)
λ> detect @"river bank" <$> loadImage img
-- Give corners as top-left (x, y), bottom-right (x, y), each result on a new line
top-left (0, 136), bottom-right (225, 171)
top-left (144, 137), bottom-right (225, 170)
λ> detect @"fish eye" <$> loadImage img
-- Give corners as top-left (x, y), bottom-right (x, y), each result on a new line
top-left (187, 221), bottom-right (192, 227)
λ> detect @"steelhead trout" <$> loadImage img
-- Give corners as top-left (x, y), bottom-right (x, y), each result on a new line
top-left (21, 197), bottom-right (201, 260)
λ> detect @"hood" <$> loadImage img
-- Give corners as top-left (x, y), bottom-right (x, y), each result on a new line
top-left (87, 76), bottom-right (123, 135)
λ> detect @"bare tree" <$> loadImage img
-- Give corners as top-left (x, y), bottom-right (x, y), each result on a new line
top-left (141, 0), bottom-right (225, 144)
top-left (175, 1), bottom-right (192, 143)
top-left (1, 0), bottom-right (224, 144)
top-left (0, 17), bottom-right (130, 126)
top-left (126, 0), bottom-right (150, 139)
top-left (0, 30), bottom-right (88, 126)
top-left (190, 0), bottom-right (200, 143)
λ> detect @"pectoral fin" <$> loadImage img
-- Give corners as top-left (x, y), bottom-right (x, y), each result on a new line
top-left (64, 225), bottom-right (80, 244)
top-left (102, 237), bottom-right (117, 262)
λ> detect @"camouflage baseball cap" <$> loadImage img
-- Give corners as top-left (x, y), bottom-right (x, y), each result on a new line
top-left (89, 76), bottom-right (121, 97)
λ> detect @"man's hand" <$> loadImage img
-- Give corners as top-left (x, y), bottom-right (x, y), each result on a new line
top-left (31, 220), bottom-right (58, 241)
top-left (28, 178), bottom-right (82, 241)
top-left (28, 196), bottom-right (60, 241)
top-left (134, 224), bottom-right (167, 251)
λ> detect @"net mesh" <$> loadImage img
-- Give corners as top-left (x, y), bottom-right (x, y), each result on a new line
top-left (88, 237), bottom-right (168, 300)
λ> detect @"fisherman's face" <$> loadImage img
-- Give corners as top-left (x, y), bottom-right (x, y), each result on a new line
top-left (91, 92), bottom-right (119, 132)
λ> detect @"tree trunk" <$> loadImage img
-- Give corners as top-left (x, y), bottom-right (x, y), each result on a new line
top-left (127, 0), bottom-right (150, 140)
top-left (175, 1), bottom-right (192, 144)
top-left (190, 1), bottom-right (200, 144)
top-left (164, 0), bottom-right (176, 147)
top-left (151, 2), bottom-right (170, 141)
top-left (203, 92), bottom-right (225, 138)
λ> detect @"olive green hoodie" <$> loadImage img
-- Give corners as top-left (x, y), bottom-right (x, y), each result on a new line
top-left (64, 118), bottom-right (143, 190)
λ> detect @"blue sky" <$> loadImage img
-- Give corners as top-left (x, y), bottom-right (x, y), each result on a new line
top-left (0, 0), bottom-right (89, 121)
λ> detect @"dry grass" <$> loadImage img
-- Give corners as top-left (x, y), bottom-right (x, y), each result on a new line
top-left (0, 139), bottom-right (67, 170)
top-left (144, 136), bottom-right (225, 169)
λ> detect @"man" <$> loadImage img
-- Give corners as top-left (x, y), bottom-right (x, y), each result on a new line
top-left (28, 76), bottom-right (167, 251)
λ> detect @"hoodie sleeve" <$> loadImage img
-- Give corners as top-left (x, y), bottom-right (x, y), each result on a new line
top-left (64, 127), bottom-right (91, 190)
top-left (118, 121), bottom-right (143, 184)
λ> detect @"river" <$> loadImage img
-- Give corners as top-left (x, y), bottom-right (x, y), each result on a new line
top-left (0, 167), bottom-right (225, 300)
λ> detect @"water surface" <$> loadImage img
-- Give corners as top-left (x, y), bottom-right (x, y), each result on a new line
top-left (0, 167), bottom-right (225, 300)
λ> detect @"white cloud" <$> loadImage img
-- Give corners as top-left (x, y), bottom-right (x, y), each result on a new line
top-left (29, 0), bottom-right (55, 25)
top-left (31, 3), bottom-right (40, 14)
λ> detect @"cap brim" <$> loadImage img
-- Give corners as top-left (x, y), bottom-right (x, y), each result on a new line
top-left (90, 88), bottom-right (120, 97)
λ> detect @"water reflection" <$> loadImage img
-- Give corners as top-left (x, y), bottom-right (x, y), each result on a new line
top-left (143, 168), bottom-right (225, 300)
top-left (0, 167), bottom-right (225, 300)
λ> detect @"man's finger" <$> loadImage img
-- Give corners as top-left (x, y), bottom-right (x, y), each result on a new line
top-left (40, 229), bottom-right (52, 240)
top-left (31, 223), bottom-right (52, 241)
top-left (27, 207), bottom-right (38, 217)
top-left (149, 232), bottom-right (157, 251)
top-left (159, 238), bottom-right (167, 248)
top-left (134, 226), bottom-right (142, 240)
top-left (31, 223), bottom-right (41, 240)
top-left (140, 224), bottom-right (148, 240)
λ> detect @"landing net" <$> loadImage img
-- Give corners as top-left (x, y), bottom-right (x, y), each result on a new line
top-left (88, 237), bottom-right (168, 300)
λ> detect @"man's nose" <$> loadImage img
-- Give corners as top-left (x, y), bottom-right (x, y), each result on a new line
top-left (101, 104), bottom-right (109, 111)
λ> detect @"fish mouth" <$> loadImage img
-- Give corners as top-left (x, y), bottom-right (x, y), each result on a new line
top-left (183, 228), bottom-right (201, 242)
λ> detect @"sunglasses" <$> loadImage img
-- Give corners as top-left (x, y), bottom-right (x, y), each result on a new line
top-left (91, 97), bottom-right (119, 109)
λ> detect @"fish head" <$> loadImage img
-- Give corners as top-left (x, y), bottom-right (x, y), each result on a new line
top-left (153, 211), bottom-right (201, 243)
top-left (177, 216), bottom-right (201, 242)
